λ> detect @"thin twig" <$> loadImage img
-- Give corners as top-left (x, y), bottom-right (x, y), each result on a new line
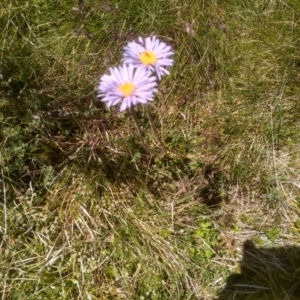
top-left (1, 163), bottom-right (7, 300)
top-left (1, 166), bottom-right (7, 240)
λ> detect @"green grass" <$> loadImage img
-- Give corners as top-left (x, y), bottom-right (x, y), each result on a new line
top-left (1, 0), bottom-right (300, 299)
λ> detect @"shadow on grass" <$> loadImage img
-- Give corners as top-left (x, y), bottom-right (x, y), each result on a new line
top-left (218, 240), bottom-right (300, 300)
top-left (199, 163), bottom-right (228, 207)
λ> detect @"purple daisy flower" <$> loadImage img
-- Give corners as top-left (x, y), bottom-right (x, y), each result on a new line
top-left (122, 36), bottom-right (174, 80)
top-left (97, 64), bottom-right (158, 112)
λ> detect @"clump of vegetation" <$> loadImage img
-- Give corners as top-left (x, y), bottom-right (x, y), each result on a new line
top-left (1, 0), bottom-right (300, 299)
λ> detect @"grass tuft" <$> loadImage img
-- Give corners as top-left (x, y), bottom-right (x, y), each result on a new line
top-left (1, 0), bottom-right (300, 299)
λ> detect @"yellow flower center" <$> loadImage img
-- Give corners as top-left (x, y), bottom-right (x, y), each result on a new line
top-left (119, 82), bottom-right (135, 97)
top-left (139, 51), bottom-right (157, 65)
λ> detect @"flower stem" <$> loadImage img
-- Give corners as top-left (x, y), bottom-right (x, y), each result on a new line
top-left (147, 104), bottom-right (184, 158)
top-left (129, 106), bottom-right (149, 151)
top-left (146, 105), bottom-right (168, 151)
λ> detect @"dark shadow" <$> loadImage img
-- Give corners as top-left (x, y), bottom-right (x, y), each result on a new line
top-left (199, 163), bottom-right (228, 207)
top-left (218, 240), bottom-right (300, 300)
